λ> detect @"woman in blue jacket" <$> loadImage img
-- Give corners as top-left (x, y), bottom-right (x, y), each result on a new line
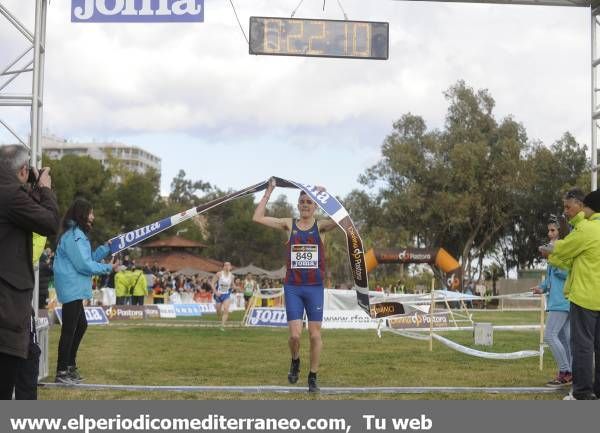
top-left (533, 215), bottom-right (571, 387)
top-left (53, 198), bottom-right (115, 384)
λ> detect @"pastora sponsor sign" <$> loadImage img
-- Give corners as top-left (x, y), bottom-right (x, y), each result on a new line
top-left (72, 0), bottom-right (204, 23)
top-left (103, 305), bottom-right (145, 321)
top-left (246, 307), bottom-right (287, 327)
top-left (55, 307), bottom-right (109, 325)
top-left (387, 312), bottom-right (449, 329)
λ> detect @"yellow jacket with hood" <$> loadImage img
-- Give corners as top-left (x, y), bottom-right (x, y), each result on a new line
top-left (549, 211), bottom-right (600, 311)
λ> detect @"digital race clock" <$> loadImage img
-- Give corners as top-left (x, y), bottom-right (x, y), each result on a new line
top-left (249, 17), bottom-right (389, 60)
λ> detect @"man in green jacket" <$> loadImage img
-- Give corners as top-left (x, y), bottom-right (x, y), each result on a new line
top-left (548, 189), bottom-right (600, 400)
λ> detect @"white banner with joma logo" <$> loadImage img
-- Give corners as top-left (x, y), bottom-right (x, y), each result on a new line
top-left (71, 0), bottom-right (204, 23)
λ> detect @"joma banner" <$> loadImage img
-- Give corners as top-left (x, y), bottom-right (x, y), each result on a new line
top-left (72, 0), bottom-right (204, 23)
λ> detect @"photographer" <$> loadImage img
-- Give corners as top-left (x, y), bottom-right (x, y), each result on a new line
top-left (0, 145), bottom-right (60, 399)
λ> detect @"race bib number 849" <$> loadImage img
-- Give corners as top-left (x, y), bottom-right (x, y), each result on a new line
top-left (291, 244), bottom-right (319, 269)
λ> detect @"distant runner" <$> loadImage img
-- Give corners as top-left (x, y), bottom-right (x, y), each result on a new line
top-left (212, 262), bottom-right (234, 331)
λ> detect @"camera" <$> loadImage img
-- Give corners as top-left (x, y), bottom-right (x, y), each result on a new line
top-left (27, 166), bottom-right (45, 188)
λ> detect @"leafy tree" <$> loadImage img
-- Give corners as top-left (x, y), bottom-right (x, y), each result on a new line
top-left (360, 80), bottom-right (528, 282)
top-left (508, 132), bottom-right (589, 269)
top-left (202, 193), bottom-right (288, 268)
top-left (43, 154), bottom-right (110, 217)
top-left (169, 169), bottom-right (211, 207)
top-left (43, 154), bottom-right (111, 244)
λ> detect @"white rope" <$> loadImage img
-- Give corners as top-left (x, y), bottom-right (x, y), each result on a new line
top-left (383, 327), bottom-right (540, 359)
top-left (431, 334), bottom-right (540, 360)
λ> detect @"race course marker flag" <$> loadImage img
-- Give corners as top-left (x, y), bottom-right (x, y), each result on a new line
top-left (107, 177), bottom-right (370, 314)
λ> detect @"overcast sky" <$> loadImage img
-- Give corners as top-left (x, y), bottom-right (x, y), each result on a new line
top-left (0, 0), bottom-right (590, 202)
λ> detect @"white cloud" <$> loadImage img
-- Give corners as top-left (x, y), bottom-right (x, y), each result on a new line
top-left (0, 0), bottom-right (591, 196)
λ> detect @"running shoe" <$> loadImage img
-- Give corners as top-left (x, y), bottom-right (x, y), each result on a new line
top-left (288, 358), bottom-right (300, 384)
top-left (54, 371), bottom-right (76, 385)
top-left (67, 366), bottom-right (85, 383)
top-left (546, 371), bottom-right (572, 388)
top-left (563, 392), bottom-right (597, 400)
top-left (308, 373), bottom-right (319, 393)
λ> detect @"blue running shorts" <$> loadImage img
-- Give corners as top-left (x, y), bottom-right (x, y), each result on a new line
top-left (284, 284), bottom-right (324, 322)
top-left (213, 291), bottom-right (231, 304)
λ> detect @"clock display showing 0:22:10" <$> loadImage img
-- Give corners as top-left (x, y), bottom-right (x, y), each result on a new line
top-left (249, 17), bottom-right (389, 60)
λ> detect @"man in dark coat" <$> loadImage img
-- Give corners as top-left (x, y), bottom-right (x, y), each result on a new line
top-left (0, 145), bottom-right (59, 399)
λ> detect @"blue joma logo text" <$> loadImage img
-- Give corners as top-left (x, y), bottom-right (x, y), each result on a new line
top-left (72, 0), bottom-right (204, 23)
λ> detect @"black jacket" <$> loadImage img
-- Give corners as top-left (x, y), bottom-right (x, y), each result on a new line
top-left (0, 164), bottom-right (59, 358)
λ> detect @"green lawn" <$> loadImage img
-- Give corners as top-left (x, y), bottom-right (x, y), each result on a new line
top-left (39, 310), bottom-right (565, 400)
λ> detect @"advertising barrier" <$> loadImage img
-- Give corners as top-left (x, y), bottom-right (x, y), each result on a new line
top-left (173, 304), bottom-right (203, 317)
top-left (322, 289), bottom-right (381, 329)
top-left (387, 312), bottom-right (450, 330)
top-left (103, 305), bottom-right (145, 321)
top-left (157, 304), bottom-right (176, 319)
top-left (54, 307), bottom-right (109, 325)
top-left (143, 305), bottom-right (161, 320)
top-left (245, 307), bottom-right (287, 327)
top-left (197, 303), bottom-right (217, 314)
top-left (321, 310), bottom-right (380, 329)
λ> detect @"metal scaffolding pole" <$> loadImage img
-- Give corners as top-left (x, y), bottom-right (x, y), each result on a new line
top-left (0, 0), bottom-right (47, 159)
top-left (0, 0), bottom-right (49, 321)
top-left (592, 5), bottom-right (600, 190)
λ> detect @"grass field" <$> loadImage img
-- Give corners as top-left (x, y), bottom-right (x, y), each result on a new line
top-left (38, 310), bottom-right (567, 400)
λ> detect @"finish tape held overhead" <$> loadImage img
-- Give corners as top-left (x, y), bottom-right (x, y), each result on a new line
top-left (107, 177), bottom-right (370, 314)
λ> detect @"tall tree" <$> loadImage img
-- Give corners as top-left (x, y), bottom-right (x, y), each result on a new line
top-left (360, 81), bottom-right (528, 281)
top-left (507, 132), bottom-right (589, 269)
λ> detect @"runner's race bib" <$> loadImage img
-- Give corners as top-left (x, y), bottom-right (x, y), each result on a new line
top-left (291, 244), bottom-right (319, 269)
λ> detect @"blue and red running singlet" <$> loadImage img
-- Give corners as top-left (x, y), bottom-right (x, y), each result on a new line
top-left (284, 219), bottom-right (325, 286)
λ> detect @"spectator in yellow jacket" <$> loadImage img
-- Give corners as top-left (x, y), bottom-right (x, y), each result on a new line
top-left (548, 189), bottom-right (600, 400)
top-left (114, 266), bottom-right (131, 305)
top-left (129, 267), bottom-right (147, 306)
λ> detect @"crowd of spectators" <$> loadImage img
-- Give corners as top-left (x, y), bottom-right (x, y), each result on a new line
top-left (88, 259), bottom-right (283, 306)
top-left (38, 250), bottom-right (288, 308)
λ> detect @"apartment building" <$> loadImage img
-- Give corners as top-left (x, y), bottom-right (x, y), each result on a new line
top-left (42, 135), bottom-right (161, 176)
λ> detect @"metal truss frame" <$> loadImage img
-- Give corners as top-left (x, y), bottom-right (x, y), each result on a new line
top-left (0, 0), bottom-right (47, 167)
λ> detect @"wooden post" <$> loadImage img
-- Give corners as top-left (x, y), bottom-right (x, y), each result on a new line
top-left (429, 277), bottom-right (435, 351)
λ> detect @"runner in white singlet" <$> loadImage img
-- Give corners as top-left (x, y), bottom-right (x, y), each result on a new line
top-left (211, 262), bottom-right (234, 331)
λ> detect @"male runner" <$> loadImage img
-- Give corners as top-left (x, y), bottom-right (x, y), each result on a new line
top-left (253, 180), bottom-right (337, 392)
